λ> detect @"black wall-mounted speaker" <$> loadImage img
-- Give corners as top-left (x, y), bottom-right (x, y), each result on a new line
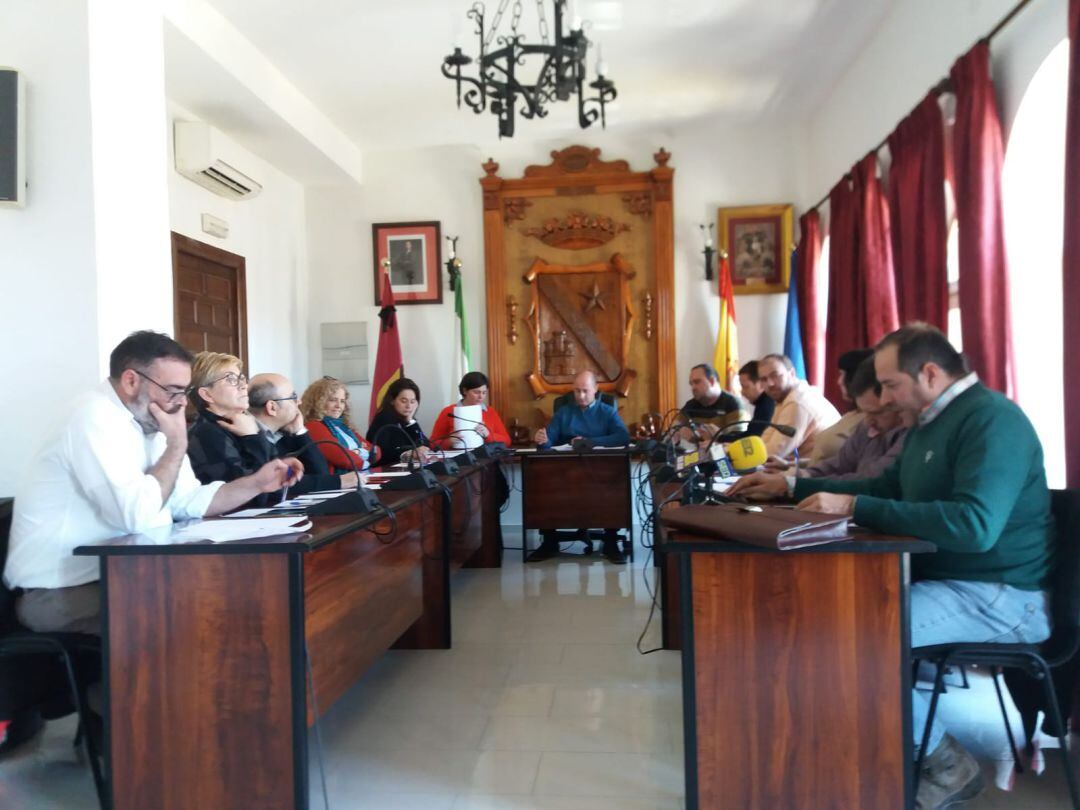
top-left (0, 68), bottom-right (25, 207)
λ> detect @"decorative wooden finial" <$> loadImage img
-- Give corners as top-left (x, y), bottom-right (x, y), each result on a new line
top-left (653, 148), bottom-right (671, 167)
top-left (482, 158), bottom-right (500, 176)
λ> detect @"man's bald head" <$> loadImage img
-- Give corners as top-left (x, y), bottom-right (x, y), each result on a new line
top-left (572, 370), bottom-right (598, 409)
top-left (248, 373), bottom-right (290, 410)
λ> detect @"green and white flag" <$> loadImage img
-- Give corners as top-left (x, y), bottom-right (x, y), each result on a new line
top-left (453, 273), bottom-right (472, 385)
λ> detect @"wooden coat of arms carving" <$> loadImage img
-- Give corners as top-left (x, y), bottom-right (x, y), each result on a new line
top-left (523, 254), bottom-right (637, 398)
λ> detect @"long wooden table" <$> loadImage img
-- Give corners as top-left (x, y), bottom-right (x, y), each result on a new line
top-left (75, 460), bottom-right (501, 810)
top-left (662, 523), bottom-right (934, 810)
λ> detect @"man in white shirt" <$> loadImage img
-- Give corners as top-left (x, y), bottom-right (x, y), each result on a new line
top-left (757, 353), bottom-right (842, 458)
top-left (5, 331), bottom-right (302, 634)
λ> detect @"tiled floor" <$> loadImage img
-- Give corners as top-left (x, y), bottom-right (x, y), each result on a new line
top-left (2, 529), bottom-right (1079, 808)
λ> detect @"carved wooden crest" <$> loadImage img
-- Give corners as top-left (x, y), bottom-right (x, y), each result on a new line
top-left (523, 211), bottom-right (631, 249)
top-left (523, 254), bottom-right (637, 397)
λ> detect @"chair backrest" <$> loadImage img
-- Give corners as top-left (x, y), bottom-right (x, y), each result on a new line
top-left (1048, 489), bottom-right (1080, 655)
top-left (553, 391), bottom-right (616, 412)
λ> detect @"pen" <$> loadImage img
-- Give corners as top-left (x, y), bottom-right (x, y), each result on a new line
top-left (281, 465), bottom-right (295, 504)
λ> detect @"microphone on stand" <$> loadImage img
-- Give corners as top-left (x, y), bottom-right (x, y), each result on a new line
top-left (369, 421), bottom-right (439, 490)
top-left (442, 412), bottom-right (508, 459)
top-left (428, 425), bottom-right (486, 468)
top-left (284, 438), bottom-right (382, 515)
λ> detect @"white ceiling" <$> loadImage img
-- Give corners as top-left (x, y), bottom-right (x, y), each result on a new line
top-left (189, 0), bottom-right (894, 154)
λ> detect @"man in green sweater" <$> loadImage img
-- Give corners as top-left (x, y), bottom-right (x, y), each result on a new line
top-left (730, 323), bottom-right (1054, 810)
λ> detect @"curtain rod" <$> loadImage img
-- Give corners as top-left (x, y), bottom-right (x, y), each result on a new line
top-left (806, 0), bottom-right (1037, 214)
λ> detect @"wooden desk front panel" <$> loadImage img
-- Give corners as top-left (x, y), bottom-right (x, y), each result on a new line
top-left (522, 454), bottom-right (631, 530)
top-left (449, 469), bottom-right (483, 570)
top-left (303, 508), bottom-right (426, 722)
top-left (106, 553), bottom-right (296, 810)
top-left (689, 550), bottom-right (905, 810)
top-left (464, 461), bottom-right (503, 569)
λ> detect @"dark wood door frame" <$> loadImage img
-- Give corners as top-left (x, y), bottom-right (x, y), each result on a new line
top-left (171, 231), bottom-right (249, 368)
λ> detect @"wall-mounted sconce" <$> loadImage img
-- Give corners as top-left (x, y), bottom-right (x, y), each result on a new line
top-left (699, 223), bottom-right (715, 281)
top-left (446, 235), bottom-right (462, 291)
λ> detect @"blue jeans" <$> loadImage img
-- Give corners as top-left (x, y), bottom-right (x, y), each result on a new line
top-left (911, 580), bottom-right (1052, 754)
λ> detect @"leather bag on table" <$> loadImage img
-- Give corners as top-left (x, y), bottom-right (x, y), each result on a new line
top-left (661, 503), bottom-right (852, 550)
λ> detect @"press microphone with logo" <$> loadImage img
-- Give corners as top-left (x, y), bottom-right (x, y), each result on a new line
top-left (726, 435), bottom-right (769, 473)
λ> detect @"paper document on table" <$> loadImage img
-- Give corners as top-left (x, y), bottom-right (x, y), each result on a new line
top-left (364, 471), bottom-right (411, 478)
top-left (593, 445), bottom-right (627, 450)
top-left (452, 405), bottom-right (484, 449)
top-left (172, 517), bottom-right (312, 543)
top-left (550, 444), bottom-right (574, 451)
top-left (433, 449), bottom-right (467, 458)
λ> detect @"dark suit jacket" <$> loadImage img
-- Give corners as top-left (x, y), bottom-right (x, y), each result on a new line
top-left (187, 410), bottom-right (342, 507)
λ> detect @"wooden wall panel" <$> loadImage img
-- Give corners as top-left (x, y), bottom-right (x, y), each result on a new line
top-left (481, 147), bottom-right (676, 436)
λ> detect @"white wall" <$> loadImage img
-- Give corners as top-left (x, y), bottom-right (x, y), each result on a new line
top-left (305, 123), bottom-right (799, 433)
top-left (88, 0), bottom-right (174, 362)
top-left (167, 101), bottom-right (311, 387)
top-left (801, 0), bottom-right (1067, 208)
top-left (0, 1), bottom-right (100, 498)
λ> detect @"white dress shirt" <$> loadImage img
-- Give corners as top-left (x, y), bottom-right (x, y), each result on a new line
top-left (4, 381), bottom-right (223, 589)
top-left (762, 380), bottom-right (842, 459)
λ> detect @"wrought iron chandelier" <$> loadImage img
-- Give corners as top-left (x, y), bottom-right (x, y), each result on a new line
top-left (442, 0), bottom-right (616, 138)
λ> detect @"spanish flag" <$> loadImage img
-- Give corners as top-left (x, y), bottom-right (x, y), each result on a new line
top-left (712, 253), bottom-right (739, 392)
top-left (368, 261), bottom-right (404, 422)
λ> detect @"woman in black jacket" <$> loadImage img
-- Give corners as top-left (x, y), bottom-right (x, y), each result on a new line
top-left (365, 378), bottom-right (432, 467)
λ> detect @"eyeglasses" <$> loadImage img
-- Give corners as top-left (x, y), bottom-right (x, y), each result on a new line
top-left (209, 372), bottom-right (248, 388)
top-left (131, 369), bottom-right (192, 403)
top-left (270, 393), bottom-right (298, 403)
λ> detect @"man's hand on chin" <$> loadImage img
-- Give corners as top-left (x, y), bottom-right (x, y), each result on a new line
top-left (796, 492), bottom-right (855, 516)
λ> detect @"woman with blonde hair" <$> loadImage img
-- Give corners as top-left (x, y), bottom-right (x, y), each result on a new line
top-left (185, 351), bottom-right (269, 485)
top-left (300, 377), bottom-right (378, 472)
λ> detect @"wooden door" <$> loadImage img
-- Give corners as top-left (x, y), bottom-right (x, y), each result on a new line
top-left (171, 232), bottom-right (248, 365)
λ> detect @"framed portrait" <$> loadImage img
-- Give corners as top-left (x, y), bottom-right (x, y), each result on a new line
top-left (717, 204), bottom-right (794, 295)
top-left (371, 221), bottom-right (443, 305)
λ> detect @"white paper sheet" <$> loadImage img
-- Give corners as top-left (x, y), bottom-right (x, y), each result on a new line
top-left (172, 517), bottom-right (312, 543)
top-left (452, 404), bottom-right (484, 449)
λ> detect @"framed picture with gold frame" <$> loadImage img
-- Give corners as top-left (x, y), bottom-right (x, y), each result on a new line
top-left (718, 204), bottom-right (794, 294)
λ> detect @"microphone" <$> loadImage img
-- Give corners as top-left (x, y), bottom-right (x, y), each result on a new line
top-left (284, 438), bottom-right (381, 515)
top-left (369, 421), bottom-right (439, 490)
top-left (571, 437), bottom-right (594, 452)
top-left (441, 413), bottom-right (508, 459)
top-left (717, 419), bottom-right (797, 438)
top-left (726, 435), bottom-right (768, 473)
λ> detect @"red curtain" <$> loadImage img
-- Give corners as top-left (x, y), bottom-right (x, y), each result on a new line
top-left (1065, 0), bottom-right (1080, 488)
top-left (824, 178), bottom-right (859, 406)
top-left (888, 92), bottom-right (949, 330)
top-left (796, 210), bottom-right (825, 388)
top-left (855, 154), bottom-right (900, 342)
top-left (823, 157), bottom-right (898, 407)
top-left (950, 41), bottom-right (1016, 396)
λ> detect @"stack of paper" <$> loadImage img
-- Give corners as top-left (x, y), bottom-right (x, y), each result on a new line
top-left (173, 517), bottom-right (312, 543)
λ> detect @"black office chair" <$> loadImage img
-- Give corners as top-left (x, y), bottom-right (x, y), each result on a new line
top-left (0, 499), bottom-right (107, 808)
top-left (911, 488), bottom-right (1080, 808)
top-left (552, 390), bottom-right (616, 412)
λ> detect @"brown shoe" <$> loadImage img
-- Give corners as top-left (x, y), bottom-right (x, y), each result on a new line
top-left (916, 734), bottom-right (986, 809)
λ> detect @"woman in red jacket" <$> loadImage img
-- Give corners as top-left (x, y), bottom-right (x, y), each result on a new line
top-left (430, 371), bottom-right (511, 449)
top-left (300, 377), bottom-right (379, 472)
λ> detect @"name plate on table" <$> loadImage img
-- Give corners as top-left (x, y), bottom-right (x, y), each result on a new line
top-left (661, 503), bottom-right (852, 550)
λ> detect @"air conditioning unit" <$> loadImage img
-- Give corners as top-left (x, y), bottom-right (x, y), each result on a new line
top-left (173, 121), bottom-right (262, 201)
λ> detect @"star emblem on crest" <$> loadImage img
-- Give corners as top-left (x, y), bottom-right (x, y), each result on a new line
top-left (579, 281), bottom-right (608, 312)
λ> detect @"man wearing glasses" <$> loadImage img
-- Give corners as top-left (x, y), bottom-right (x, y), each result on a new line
top-left (246, 373), bottom-right (357, 493)
top-left (3, 331), bottom-right (302, 634)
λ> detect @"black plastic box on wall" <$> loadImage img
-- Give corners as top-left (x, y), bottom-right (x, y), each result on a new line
top-left (0, 68), bottom-right (25, 207)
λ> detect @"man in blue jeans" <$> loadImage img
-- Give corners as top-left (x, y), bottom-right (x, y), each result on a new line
top-left (732, 323), bottom-right (1054, 810)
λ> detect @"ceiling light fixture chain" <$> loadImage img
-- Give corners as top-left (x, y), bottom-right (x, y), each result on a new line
top-left (442, 0), bottom-right (617, 138)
